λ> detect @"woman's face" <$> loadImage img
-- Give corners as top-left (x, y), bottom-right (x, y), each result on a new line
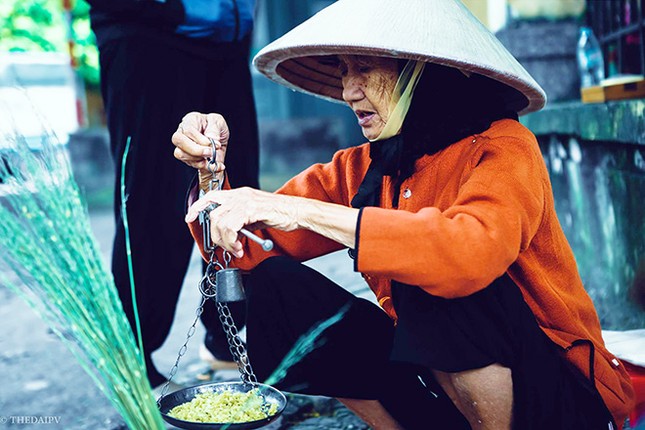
top-left (339, 55), bottom-right (399, 140)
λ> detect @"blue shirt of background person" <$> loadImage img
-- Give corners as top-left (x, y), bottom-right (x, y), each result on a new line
top-left (88, 0), bottom-right (256, 48)
top-left (177, 0), bottom-right (255, 42)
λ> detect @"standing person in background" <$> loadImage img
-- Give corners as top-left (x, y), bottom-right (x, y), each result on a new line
top-left (87, 0), bottom-right (259, 391)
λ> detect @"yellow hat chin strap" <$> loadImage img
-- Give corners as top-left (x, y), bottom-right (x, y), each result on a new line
top-left (371, 60), bottom-right (426, 142)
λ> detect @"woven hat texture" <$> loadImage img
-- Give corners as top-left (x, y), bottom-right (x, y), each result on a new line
top-left (253, 0), bottom-right (546, 115)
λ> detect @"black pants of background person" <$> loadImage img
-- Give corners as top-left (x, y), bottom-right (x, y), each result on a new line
top-left (244, 256), bottom-right (617, 430)
top-left (98, 34), bottom-right (258, 387)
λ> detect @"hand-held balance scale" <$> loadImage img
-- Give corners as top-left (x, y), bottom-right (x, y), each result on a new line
top-left (157, 140), bottom-right (284, 429)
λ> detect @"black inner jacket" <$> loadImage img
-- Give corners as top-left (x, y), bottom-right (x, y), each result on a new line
top-left (351, 62), bottom-right (519, 209)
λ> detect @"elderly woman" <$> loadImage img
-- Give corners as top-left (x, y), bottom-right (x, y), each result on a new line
top-left (172, 0), bottom-right (634, 428)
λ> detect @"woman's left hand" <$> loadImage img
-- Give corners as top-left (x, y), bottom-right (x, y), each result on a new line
top-left (186, 187), bottom-right (298, 258)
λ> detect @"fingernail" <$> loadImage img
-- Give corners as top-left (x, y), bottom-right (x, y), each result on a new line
top-left (203, 148), bottom-right (212, 157)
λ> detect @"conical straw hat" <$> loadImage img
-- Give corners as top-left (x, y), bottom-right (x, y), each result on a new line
top-left (253, 0), bottom-right (546, 115)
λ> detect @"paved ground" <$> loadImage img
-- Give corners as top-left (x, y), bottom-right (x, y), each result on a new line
top-left (0, 208), bottom-right (373, 429)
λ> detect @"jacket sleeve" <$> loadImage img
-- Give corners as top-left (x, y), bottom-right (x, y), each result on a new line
top-left (188, 147), bottom-right (366, 270)
top-left (356, 135), bottom-right (547, 298)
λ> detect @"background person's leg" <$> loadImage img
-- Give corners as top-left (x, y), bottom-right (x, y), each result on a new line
top-left (99, 36), bottom-right (218, 387)
top-left (199, 36), bottom-right (260, 365)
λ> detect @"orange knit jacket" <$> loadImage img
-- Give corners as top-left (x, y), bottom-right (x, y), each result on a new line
top-left (188, 119), bottom-right (634, 425)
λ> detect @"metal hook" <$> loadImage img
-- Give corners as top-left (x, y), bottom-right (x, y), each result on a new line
top-left (206, 261), bottom-right (225, 287)
top-left (208, 137), bottom-right (217, 156)
top-left (223, 250), bottom-right (232, 268)
top-left (207, 137), bottom-right (220, 191)
top-left (199, 276), bottom-right (217, 298)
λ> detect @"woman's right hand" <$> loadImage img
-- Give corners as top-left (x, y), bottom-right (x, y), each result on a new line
top-left (172, 112), bottom-right (229, 190)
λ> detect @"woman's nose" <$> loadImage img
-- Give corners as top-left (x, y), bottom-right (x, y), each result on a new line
top-left (342, 74), bottom-right (364, 103)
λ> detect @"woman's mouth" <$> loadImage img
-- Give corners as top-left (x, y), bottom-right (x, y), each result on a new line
top-left (356, 110), bottom-right (376, 126)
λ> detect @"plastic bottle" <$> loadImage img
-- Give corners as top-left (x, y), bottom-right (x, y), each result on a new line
top-left (577, 26), bottom-right (606, 88)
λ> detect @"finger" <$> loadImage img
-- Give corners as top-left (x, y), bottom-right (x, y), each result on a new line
top-left (211, 232), bottom-right (243, 258)
top-left (179, 112), bottom-right (213, 148)
top-left (173, 130), bottom-right (212, 159)
top-left (217, 229), bottom-right (244, 258)
top-left (186, 200), bottom-right (209, 223)
top-left (174, 147), bottom-right (208, 169)
top-left (182, 123), bottom-right (212, 148)
top-left (204, 113), bottom-right (230, 145)
top-left (206, 160), bottom-right (226, 175)
top-left (209, 214), bottom-right (224, 250)
top-left (186, 191), bottom-right (222, 222)
top-left (244, 221), bottom-right (267, 232)
top-left (181, 111), bottom-right (203, 124)
top-left (213, 213), bottom-right (245, 258)
top-left (231, 240), bottom-right (244, 258)
top-left (181, 111), bottom-right (207, 133)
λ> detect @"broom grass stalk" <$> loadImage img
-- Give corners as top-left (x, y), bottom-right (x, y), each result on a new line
top-left (0, 132), bottom-right (164, 429)
top-left (119, 135), bottom-right (146, 371)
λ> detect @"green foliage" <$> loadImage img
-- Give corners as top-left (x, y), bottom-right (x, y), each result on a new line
top-left (71, 0), bottom-right (100, 87)
top-left (0, 0), bottom-right (64, 52)
top-left (0, 0), bottom-right (100, 87)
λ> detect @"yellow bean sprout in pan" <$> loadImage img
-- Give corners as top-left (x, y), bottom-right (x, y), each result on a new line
top-left (168, 388), bottom-right (279, 423)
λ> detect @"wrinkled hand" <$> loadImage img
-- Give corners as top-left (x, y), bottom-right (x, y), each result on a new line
top-left (186, 187), bottom-right (299, 258)
top-left (172, 112), bottom-right (229, 190)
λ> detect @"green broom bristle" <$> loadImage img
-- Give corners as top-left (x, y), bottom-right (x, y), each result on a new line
top-left (0, 132), bottom-right (165, 429)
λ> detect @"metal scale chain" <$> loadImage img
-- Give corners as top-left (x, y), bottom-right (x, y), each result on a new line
top-left (157, 138), bottom-right (260, 403)
top-left (212, 252), bottom-right (258, 385)
top-left (157, 295), bottom-right (207, 402)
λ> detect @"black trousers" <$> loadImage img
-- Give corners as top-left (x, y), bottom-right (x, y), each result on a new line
top-left (244, 256), bottom-right (616, 430)
top-left (98, 33), bottom-right (258, 385)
